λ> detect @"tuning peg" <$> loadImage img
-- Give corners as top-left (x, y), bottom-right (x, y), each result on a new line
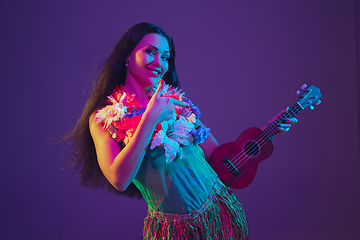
top-left (314, 100), bottom-right (321, 105)
top-left (301, 84), bottom-right (307, 90)
top-left (296, 90), bottom-right (301, 95)
top-left (309, 105), bottom-right (314, 110)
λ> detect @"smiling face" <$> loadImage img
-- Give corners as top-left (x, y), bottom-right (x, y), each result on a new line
top-left (125, 33), bottom-right (170, 90)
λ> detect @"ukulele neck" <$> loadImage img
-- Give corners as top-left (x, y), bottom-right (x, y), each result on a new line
top-left (261, 102), bottom-right (303, 142)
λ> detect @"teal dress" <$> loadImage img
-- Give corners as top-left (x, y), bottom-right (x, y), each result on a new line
top-left (94, 85), bottom-right (249, 239)
top-left (133, 144), bottom-right (218, 214)
top-left (135, 144), bottom-right (249, 240)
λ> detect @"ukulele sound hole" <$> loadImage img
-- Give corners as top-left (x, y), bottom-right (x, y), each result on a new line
top-left (244, 141), bottom-right (259, 156)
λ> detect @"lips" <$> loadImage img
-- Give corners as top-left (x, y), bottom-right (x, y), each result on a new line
top-left (146, 67), bottom-right (161, 77)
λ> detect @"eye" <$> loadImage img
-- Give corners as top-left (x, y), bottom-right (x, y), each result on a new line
top-left (145, 49), bottom-right (156, 56)
top-left (161, 55), bottom-right (169, 61)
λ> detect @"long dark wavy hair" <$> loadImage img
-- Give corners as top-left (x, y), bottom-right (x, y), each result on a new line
top-left (63, 23), bottom-right (179, 199)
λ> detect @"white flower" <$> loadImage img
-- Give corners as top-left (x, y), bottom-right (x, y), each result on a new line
top-left (94, 93), bottom-right (128, 130)
top-left (150, 116), bottom-right (194, 164)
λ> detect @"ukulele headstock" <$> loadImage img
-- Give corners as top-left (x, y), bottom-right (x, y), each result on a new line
top-left (297, 84), bottom-right (322, 109)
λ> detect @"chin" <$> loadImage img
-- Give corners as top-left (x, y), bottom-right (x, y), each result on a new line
top-left (148, 78), bottom-right (160, 87)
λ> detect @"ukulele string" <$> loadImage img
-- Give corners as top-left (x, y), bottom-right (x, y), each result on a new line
top-left (230, 113), bottom-right (292, 169)
top-left (236, 105), bottom-right (301, 166)
top-left (230, 105), bottom-right (301, 169)
top-left (231, 105), bottom-right (301, 169)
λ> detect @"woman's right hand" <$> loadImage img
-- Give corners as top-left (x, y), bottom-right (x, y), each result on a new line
top-left (91, 80), bottom-right (189, 192)
top-left (145, 79), bottom-right (188, 123)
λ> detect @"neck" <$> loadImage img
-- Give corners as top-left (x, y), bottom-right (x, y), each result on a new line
top-left (124, 78), bottom-right (151, 107)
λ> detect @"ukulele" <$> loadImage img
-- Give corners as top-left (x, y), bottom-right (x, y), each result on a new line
top-left (209, 84), bottom-right (322, 189)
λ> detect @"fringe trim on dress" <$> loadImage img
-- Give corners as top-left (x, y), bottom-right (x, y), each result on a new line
top-left (143, 179), bottom-right (249, 240)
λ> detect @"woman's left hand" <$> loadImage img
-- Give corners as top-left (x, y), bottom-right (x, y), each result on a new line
top-left (261, 107), bottom-right (298, 135)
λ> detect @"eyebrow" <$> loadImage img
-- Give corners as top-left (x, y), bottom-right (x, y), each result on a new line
top-left (148, 45), bottom-right (170, 54)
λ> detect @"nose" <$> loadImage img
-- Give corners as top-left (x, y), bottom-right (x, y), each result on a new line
top-left (151, 54), bottom-right (161, 67)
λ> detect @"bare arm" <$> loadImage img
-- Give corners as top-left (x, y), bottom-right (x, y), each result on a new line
top-left (195, 119), bottom-right (219, 161)
top-left (199, 133), bottom-right (219, 161)
top-left (90, 111), bottom-right (157, 191)
top-left (89, 80), bottom-right (188, 191)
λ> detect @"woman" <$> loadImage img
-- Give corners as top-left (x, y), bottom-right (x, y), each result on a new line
top-left (65, 22), bottom-right (296, 239)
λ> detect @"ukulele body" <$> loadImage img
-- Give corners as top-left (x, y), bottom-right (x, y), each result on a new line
top-left (209, 127), bottom-right (274, 189)
top-left (209, 84), bottom-right (322, 189)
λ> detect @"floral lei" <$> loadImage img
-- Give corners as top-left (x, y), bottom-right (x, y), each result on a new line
top-left (94, 84), bottom-right (210, 164)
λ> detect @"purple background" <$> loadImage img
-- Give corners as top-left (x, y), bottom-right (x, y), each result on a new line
top-left (1, 0), bottom-right (359, 239)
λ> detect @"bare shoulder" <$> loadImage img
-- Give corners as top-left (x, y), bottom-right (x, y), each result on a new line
top-left (89, 112), bottom-right (121, 165)
top-left (195, 118), bottom-right (204, 128)
top-left (196, 119), bottom-right (219, 161)
top-left (89, 112), bottom-right (108, 140)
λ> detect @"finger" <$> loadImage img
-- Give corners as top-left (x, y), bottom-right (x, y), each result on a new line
top-left (169, 98), bottom-right (190, 108)
top-left (281, 106), bottom-right (289, 113)
top-left (284, 118), bottom-right (298, 124)
top-left (278, 123), bottom-right (291, 128)
top-left (154, 79), bottom-right (165, 98)
top-left (275, 107), bottom-right (289, 119)
top-left (277, 126), bottom-right (290, 132)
